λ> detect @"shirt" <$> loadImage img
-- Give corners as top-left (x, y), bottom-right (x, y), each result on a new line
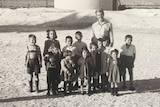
top-left (73, 41), bottom-right (87, 57)
top-left (92, 20), bottom-right (112, 39)
top-left (121, 44), bottom-right (136, 57)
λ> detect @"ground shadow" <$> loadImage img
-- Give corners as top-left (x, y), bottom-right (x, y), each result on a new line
top-left (0, 12), bottom-right (97, 33)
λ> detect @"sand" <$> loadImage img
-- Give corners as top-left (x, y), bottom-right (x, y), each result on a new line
top-left (0, 8), bottom-right (160, 107)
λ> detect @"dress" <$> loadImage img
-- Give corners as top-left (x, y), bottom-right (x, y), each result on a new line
top-left (108, 58), bottom-right (120, 83)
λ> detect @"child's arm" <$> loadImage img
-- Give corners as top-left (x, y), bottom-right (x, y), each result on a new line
top-left (37, 46), bottom-right (42, 68)
top-left (109, 23), bottom-right (114, 47)
top-left (61, 59), bottom-right (69, 74)
top-left (25, 46), bottom-right (29, 67)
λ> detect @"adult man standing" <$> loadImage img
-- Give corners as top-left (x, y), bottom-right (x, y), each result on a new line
top-left (91, 9), bottom-right (114, 47)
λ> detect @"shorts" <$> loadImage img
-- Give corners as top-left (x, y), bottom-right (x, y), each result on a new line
top-left (27, 59), bottom-right (40, 74)
top-left (121, 55), bottom-right (134, 69)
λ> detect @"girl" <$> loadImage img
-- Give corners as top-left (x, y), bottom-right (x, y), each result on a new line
top-left (60, 50), bottom-right (75, 95)
top-left (78, 48), bottom-right (93, 95)
top-left (25, 34), bottom-right (42, 93)
top-left (43, 29), bottom-right (61, 70)
top-left (108, 49), bottom-right (120, 96)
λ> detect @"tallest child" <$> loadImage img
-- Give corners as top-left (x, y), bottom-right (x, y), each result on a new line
top-left (91, 9), bottom-right (114, 47)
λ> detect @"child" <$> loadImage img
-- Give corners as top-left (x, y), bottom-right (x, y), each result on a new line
top-left (90, 43), bottom-right (97, 92)
top-left (73, 31), bottom-right (87, 90)
top-left (25, 34), bottom-right (42, 93)
top-left (108, 49), bottom-right (120, 96)
top-left (45, 45), bottom-right (61, 96)
top-left (62, 36), bottom-right (76, 58)
top-left (120, 35), bottom-right (136, 91)
top-left (95, 38), bottom-right (106, 91)
top-left (43, 29), bottom-right (61, 70)
top-left (60, 50), bottom-right (75, 95)
top-left (78, 48), bottom-right (93, 95)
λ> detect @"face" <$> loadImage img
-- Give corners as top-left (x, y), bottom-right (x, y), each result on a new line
top-left (75, 34), bottom-right (82, 41)
top-left (103, 40), bottom-right (109, 47)
top-left (82, 50), bottom-right (87, 59)
top-left (111, 52), bottom-right (117, 59)
top-left (29, 37), bottom-right (36, 45)
top-left (91, 45), bottom-right (97, 52)
top-left (96, 11), bottom-right (104, 22)
top-left (49, 31), bottom-right (56, 40)
top-left (66, 38), bottom-right (72, 46)
top-left (125, 38), bottom-right (132, 45)
top-left (97, 41), bottom-right (102, 49)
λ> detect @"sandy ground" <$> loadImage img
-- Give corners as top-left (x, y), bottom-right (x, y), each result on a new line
top-left (0, 8), bottom-right (160, 107)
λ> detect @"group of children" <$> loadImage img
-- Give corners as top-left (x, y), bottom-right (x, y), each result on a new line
top-left (25, 29), bottom-right (136, 96)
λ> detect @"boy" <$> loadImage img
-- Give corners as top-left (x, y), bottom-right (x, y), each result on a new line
top-left (120, 35), bottom-right (136, 91)
top-left (73, 31), bottom-right (87, 90)
top-left (25, 34), bottom-right (42, 93)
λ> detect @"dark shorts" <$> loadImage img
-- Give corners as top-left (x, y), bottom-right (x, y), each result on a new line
top-left (27, 59), bottom-right (40, 74)
top-left (121, 55), bottom-right (134, 69)
top-left (47, 68), bottom-right (59, 83)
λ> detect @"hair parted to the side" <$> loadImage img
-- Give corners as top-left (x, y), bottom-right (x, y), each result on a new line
top-left (95, 9), bottom-right (104, 15)
top-left (46, 29), bottom-right (57, 39)
top-left (65, 36), bottom-right (73, 44)
top-left (125, 34), bottom-right (133, 41)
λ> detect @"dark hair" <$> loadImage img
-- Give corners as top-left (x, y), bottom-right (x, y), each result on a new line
top-left (95, 9), bottom-right (104, 16)
top-left (125, 34), bottom-right (133, 41)
top-left (111, 49), bottom-right (119, 55)
top-left (28, 34), bottom-right (36, 42)
top-left (82, 47), bottom-right (90, 57)
top-left (46, 29), bottom-right (57, 39)
top-left (65, 36), bottom-right (73, 44)
top-left (75, 31), bottom-right (82, 39)
top-left (90, 42), bottom-right (97, 49)
top-left (63, 50), bottom-right (72, 58)
top-left (97, 38), bottom-right (103, 42)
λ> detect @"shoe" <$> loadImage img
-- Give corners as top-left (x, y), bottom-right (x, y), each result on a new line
top-left (35, 81), bottom-right (39, 93)
top-left (46, 92), bottom-right (50, 96)
top-left (115, 88), bottom-right (119, 96)
top-left (29, 81), bottom-right (33, 92)
top-left (129, 87), bottom-right (136, 91)
top-left (111, 88), bottom-right (115, 96)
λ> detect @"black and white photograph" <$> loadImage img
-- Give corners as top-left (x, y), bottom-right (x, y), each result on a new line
top-left (0, 0), bottom-right (160, 107)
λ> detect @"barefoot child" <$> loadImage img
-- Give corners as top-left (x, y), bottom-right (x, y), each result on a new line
top-left (78, 48), bottom-right (93, 95)
top-left (45, 45), bottom-right (61, 96)
top-left (25, 34), bottom-right (42, 93)
top-left (120, 35), bottom-right (136, 91)
top-left (60, 50), bottom-right (75, 95)
top-left (108, 49), bottom-right (120, 96)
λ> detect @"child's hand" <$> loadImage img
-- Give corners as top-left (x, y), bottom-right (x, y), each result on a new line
top-left (45, 54), bottom-right (49, 57)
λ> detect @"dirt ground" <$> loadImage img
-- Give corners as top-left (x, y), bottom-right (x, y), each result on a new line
top-left (0, 8), bottom-right (160, 107)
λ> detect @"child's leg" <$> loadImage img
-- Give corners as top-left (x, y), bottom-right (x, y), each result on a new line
top-left (114, 83), bottom-right (119, 96)
top-left (128, 68), bottom-right (135, 90)
top-left (80, 80), bottom-right (84, 94)
top-left (110, 82), bottom-right (114, 95)
top-left (35, 73), bottom-right (39, 92)
top-left (68, 81), bottom-right (72, 94)
top-left (63, 81), bottom-right (67, 95)
top-left (28, 73), bottom-right (33, 92)
top-left (86, 77), bottom-right (91, 95)
top-left (122, 68), bottom-right (126, 88)
top-left (47, 71), bottom-right (51, 95)
top-left (101, 74), bottom-right (106, 91)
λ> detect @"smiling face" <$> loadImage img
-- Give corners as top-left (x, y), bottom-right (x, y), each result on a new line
top-left (29, 37), bottom-right (36, 45)
top-left (96, 11), bottom-right (104, 22)
top-left (125, 38), bottom-right (132, 45)
top-left (48, 31), bottom-right (56, 40)
top-left (111, 51), bottom-right (117, 60)
top-left (97, 40), bottom-right (103, 49)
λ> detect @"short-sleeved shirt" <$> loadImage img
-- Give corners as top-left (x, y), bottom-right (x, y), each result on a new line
top-left (121, 44), bottom-right (136, 57)
top-left (92, 20), bottom-right (112, 39)
top-left (73, 41), bottom-right (87, 57)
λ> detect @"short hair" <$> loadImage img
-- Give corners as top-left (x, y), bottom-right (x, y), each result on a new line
top-left (125, 34), bottom-right (133, 41)
top-left (65, 36), bottom-right (73, 44)
top-left (28, 34), bottom-right (36, 43)
top-left (95, 9), bottom-right (104, 16)
top-left (75, 31), bottom-right (82, 39)
top-left (111, 49), bottom-right (119, 55)
top-left (46, 29), bottom-right (57, 39)
top-left (97, 38), bottom-right (103, 42)
top-left (90, 42), bottom-right (97, 49)
top-left (63, 50), bottom-right (72, 58)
